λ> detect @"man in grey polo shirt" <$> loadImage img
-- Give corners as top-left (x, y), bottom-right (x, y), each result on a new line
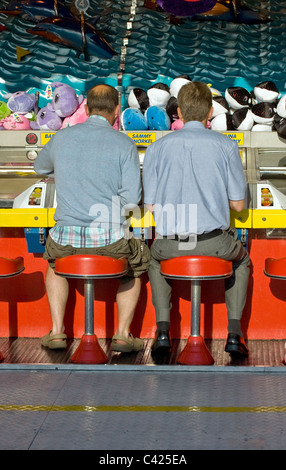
top-left (143, 81), bottom-right (250, 358)
top-left (34, 84), bottom-right (149, 353)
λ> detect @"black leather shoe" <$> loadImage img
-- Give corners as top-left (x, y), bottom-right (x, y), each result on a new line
top-left (225, 333), bottom-right (249, 357)
top-left (151, 330), bottom-right (171, 355)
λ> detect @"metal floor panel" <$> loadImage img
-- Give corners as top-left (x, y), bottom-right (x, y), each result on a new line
top-left (1, 338), bottom-right (286, 450)
top-left (1, 369), bottom-right (286, 450)
top-left (0, 337), bottom-right (286, 368)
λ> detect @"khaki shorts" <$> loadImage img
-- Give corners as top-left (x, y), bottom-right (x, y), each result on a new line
top-left (43, 235), bottom-right (150, 278)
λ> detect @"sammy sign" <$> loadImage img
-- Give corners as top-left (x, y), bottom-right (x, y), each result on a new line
top-left (127, 132), bottom-right (157, 145)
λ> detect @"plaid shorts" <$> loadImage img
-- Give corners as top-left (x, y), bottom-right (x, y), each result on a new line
top-left (43, 235), bottom-right (150, 278)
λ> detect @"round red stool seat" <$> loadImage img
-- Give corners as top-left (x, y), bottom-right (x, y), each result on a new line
top-left (160, 256), bottom-right (233, 366)
top-left (55, 255), bottom-right (128, 364)
top-left (0, 256), bottom-right (24, 278)
top-left (55, 254), bottom-right (128, 279)
top-left (264, 257), bottom-right (286, 279)
top-left (161, 256), bottom-right (233, 280)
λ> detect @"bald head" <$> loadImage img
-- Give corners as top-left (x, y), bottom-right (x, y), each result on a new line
top-left (86, 84), bottom-right (119, 125)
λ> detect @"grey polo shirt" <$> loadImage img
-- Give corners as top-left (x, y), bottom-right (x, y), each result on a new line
top-left (34, 115), bottom-right (141, 228)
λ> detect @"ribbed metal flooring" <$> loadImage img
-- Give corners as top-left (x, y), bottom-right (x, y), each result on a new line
top-left (1, 368), bottom-right (286, 450)
top-left (1, 339), bottom-right (286, 450)
top-left (0, 337), bottom-right (285, 368)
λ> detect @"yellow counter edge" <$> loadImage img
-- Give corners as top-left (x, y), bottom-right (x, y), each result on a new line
top-left (2, 208), bottom-right (286, 229)
top-left (0, 209), bottom-right (49, 227)
top-left (0, 208), bottom-right (251, 229)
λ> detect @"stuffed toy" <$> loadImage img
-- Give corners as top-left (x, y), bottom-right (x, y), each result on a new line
top-left (147, 83), bottom-right (170, 108)
top-left (0, 101), bottom-right (11, 120)
top-left (251, 102), bottom-right (275, 126)
top-left (30, 103), bottom-right (63, 130)
top-left (128, 88), bottom-right (149, 113)
top-left (225, 87), bottom-right (252, 110)
top-left (210, 113), bottom-right (234, 131)
top-left (166, 96), bottom-right (179, 124)
top-left (252, 124), bottom-right (273, 132)
top-left (145, 106), bottom-right (171, 130)
top-left (169, 74), bottom-right (192, 98)
top-left (171, 119), bottom-right (184, 131)
top-left (61, 99), bottom-right (88, 128)
top-left (3, 91), bottom-right (35, 114)
top-left (277, 95), bottom-right (286, 118)
top-left (209, 86), bottom-right (222, 97)
top-left (232, 108), bottom-right (254, 131)
top-left (212, 96), bottom-right (229, 118)
top-left (51, 82), bottom-right (84, 118)
top-left (253, 81), bottom-right (279, 103)
top-left (121, 108), bottom-right (148, 131)
top-left (0, 113), bottom-right (31, 130)
top-left (113, 115), bottom-right (119, 130)
top-left (273, 114), bottom-right (286, 140)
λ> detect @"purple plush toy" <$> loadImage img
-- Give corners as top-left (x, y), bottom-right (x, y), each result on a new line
top-left (3, 91), bottom-right (35, 114)
top-left (51, 82), bottom-right (84, 118)
top-left (30, 103), bottom-right (63, 130)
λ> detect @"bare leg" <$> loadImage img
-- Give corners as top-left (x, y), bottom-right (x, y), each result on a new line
top-left (45, 265), bottom-right (69, 336)
top-left (115, 277), bottom-right (141, 341)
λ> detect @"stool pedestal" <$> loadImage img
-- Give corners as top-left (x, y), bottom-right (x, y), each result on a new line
top-left (55, 254), bottom-right (128, 364)
top-left (71, 334), bottom-right (108, 364)
top-left (0, 256), bottom-right (25, 363)
top-left (71, 278), bottom-right (108, 364)
top-left (161, 256), bottom-right (233, 366)
top-left (177, 279), bottom-right (214, 366)
top-left (178, 336), bottom-right (214, 365)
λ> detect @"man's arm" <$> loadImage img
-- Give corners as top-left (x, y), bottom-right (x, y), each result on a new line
top-left (33, 138), bottom-right (55, 177)
top-left (145, 203), bottom-right (154, 212)
top-left (229, 199), bottom-right (245, 212)
top-left (142, 145), bottom-right (157, 208)
top-left (119, 144), bottom-right (141, 206)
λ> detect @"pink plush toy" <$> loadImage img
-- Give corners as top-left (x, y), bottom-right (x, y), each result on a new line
top-left (0, 114), bottom-right (31, 130)
top-left (113, 115), bottom-right (119, 130)
top-left (61, 99), bottom-right (88, 128)
top-left (171, 119), bottom-right (184, 130)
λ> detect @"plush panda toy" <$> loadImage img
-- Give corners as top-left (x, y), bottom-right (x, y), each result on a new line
top-left (253, 81), bottom-right (279, 103)
top-left (147, 82), bottom-right (170, 108)
top-left (225, 86), bottom-right (252, 110)
top-left (128, 88), bottom-right (149, 113)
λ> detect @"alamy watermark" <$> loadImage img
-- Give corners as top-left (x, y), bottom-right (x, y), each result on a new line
top-left (89, 196), bottom-right (198, 250)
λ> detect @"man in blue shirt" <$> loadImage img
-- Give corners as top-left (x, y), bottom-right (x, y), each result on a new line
top-left (34, 84), bottom-right (149, 353)
top-left (143, 81), bottom-right (250, 358)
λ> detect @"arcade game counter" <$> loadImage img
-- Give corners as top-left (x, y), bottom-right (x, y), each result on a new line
top-left (0, 130), bottom-right (286, 340)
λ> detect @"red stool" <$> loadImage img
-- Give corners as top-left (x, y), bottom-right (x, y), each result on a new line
top-left (160, 256), bottom-right (233, 365)
top-left (264, 257), bottom-right (286, 280)
top-left (0, 256), bottom-right (25, 362)
top-left (264, 257), bottom-right (286, 365)
top-left (55, 254), bottom-right (128, 364)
